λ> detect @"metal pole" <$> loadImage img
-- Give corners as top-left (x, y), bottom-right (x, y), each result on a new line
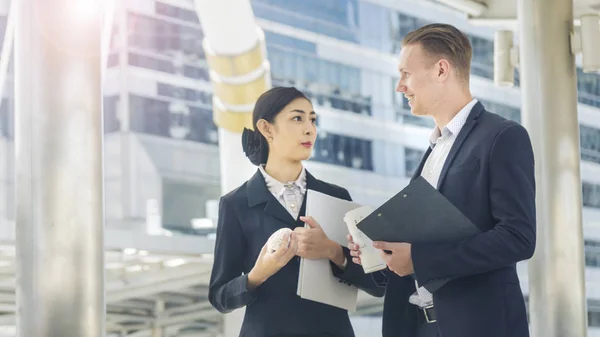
top-left (0, 0), bottom-right (16, 109)
top-left (14, 0), bottom-right (105, 336)
top-left (518, 0), bottom-right (587, 336)
top-left (0, 0), bottom-right (12, 225)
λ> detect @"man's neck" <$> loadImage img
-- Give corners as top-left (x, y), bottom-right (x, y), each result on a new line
top-left (432, 92), bottom-right (474, 131)
top-left (264, 158), bottom-right (304, 183)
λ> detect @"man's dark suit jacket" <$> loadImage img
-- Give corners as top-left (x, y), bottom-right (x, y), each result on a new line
top-left (377, 101), bottom-right (536, 337)
top-left (209, 169), bottom-right (385, 337)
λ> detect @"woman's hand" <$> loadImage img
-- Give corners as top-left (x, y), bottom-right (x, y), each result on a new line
top-left (295, 216), bottom-right (345, 267)
top-left (247, 232), bottom-right (298, 290)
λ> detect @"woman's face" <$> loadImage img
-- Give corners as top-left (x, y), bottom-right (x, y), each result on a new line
top-left (260, 97), bottom-right (317, 163)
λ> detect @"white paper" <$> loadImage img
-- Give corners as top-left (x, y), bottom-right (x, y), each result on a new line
top-left (344, 206), bottom-right (387, 273)
top-left (297, 189), bottom-right (361, 311)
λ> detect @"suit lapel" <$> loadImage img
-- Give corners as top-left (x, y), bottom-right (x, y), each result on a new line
top-left (298, 171), bottom-right (325, 220)
top-left (264, 199), bottom-right (298, 227)
top-left (436, 102), bottom-right (484, 189)
top-left (411, 146), bottom-right (433, 182)
top-left (246, 170), bottom-right (297, 227)
top-left (304, 170), bottom-right (324, 193)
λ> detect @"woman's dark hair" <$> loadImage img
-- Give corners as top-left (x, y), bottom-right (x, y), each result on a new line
top-left (242, 86), bottom-right (310, 166)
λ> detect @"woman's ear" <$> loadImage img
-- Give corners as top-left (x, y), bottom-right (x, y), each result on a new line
top-left (256, 119), bottom-right (272, 140)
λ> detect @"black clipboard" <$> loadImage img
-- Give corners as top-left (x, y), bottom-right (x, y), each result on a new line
top-left (356, 176), bottom-right (480, 244)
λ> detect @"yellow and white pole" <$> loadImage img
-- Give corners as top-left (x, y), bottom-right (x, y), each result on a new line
top-left (194, 0), bottom-right (271, 195)
top-left (193, 1), bottom-right (271, 335)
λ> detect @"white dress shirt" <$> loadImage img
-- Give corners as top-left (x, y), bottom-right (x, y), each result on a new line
top-left (409, 99), bottom-right (478, 308)
top-left (259, 165), bottom-right (307, 220)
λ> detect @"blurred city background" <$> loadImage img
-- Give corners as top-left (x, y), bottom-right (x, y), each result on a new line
top-left (1, 0), bottom-right (600, 336)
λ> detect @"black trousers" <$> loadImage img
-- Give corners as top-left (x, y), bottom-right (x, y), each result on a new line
top-left (417, 308), bottom-right (441, 337)
top-left (417, 322), bottom-right (440, 337)
top-left (273, 333), bottom-right (344, 337)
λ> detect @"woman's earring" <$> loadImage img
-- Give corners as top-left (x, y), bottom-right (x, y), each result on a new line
top-left (268, 137), bottom-right (274, 142)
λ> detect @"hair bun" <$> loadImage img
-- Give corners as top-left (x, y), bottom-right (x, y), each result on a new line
top-left (241, 128), bottom-right (265, 166)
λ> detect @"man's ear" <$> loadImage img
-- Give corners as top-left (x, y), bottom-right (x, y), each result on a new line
top-left (437, 59), bottom-right (450, 82)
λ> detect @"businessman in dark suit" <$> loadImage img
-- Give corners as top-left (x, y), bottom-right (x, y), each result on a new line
top-left (349, 24), bottom-right (536, 337)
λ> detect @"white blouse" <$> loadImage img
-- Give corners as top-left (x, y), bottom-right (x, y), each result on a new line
top-left (259, 165), bottom-right (307, 220)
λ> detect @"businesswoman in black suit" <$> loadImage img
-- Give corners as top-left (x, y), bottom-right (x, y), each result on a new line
top-left (209, 86), bottom-right (384, 337)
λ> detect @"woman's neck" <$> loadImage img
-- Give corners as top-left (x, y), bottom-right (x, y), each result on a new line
top-left (264, 158), bottom-right (304, 183)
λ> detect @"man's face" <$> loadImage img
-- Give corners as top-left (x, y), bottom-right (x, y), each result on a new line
top-left (395, 43), bottom-right (441, 117)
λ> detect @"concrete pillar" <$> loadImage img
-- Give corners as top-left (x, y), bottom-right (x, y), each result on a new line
top-left (193, 0), bottom-right (271, 335)
top-left (517, 0), bottom-right (587, 336)
top-left (14, 0), bottom-right (104, 336)
top-left (0, 0), bottom-right (14, 225)
top-left (152, 300), bottom-right (166, 337)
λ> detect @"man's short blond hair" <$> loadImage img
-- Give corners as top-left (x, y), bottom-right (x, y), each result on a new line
top-left (403, 23), bottom-right (472, 83)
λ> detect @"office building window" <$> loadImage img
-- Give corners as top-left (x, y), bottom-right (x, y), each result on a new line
top-left (156, 82), bottom-right (212, 105)
top-left (267, 46), bottom-right (361, 93)
top-left (585, 240), bottom-right (600, 268)
top-left (0, 16), bottom-right (7, 47)
top-left (155, 2), bottom-right (200, 24)
top-left (499, 51), bottom-right (600, 109)
top-left (302, 86), bottom-right (372, 116)
top-left (311, 132), bottom-right (374, 171)
top-left (478, 99), bottom-right (521, 123)
top-left (128, 52), bottom-right (174, 72)
top-left (264, 31), bottom-right (317, 54)
top-left (128, 52), bottom-right (209, 81)
top-left (268, 48), bottom-right (371, 116)
top-left (469, 35), bottom-right (494, 79)
top-left (104, 96), bottom-right (121, 133)
top-left (129, 94), bottom-right (218, 145)
top-left (127, 12), bottom-right (205, 60)
top-left (577, 68), bottom-right (600, 108)
top-left (583, 182), bottom-right (600, 209)
top-left (394, 13), bottom-right (426, 48)
top-left (0, 98), bottom-right (13, 140)
top-left (251, 0), bottom-right (360, 42)
top-left (589, 310), bottom-right (600, 327)
top-left (581, 125), bottom-right (600, 164)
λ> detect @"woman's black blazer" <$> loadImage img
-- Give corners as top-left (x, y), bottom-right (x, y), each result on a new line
top-left (209, 169), bottom-right (385, 337)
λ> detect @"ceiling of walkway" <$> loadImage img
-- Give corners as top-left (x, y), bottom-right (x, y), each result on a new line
top-left (434, 0), bottom-right (600, 26)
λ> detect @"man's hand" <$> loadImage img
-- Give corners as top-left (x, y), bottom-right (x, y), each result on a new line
top-left (373, 241), bottom-right (413, 276)
top-left (295, 216), bottom-right (341, 262)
